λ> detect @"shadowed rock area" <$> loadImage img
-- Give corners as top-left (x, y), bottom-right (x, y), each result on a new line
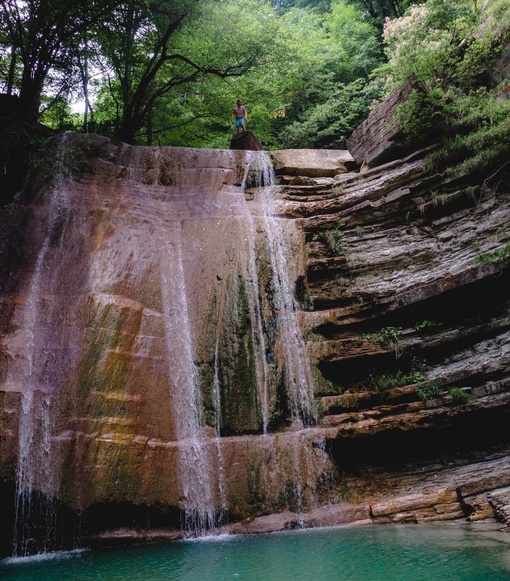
top-left (229, 131), bottom-right (263, 151)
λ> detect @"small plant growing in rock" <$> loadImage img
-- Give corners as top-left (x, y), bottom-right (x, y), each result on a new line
top-left (332, 183), bottom-right (346, 195)
top-left (365, 326), bottom-right (402, 358)
top-left (416, 380), bottom-right (443, 401)
top-left (415, 319), bottom-right (438, 331)
top-left (370, 370), bottom-right (425, 395)
top-left (322, 226), bottom-right (344, 255)
top-left (474, 244), bottom-right (510, 266)
top-left (448, 387), bottom-right (471, 405)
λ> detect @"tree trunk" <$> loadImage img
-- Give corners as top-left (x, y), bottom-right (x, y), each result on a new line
top-left (18, 71), bottom-right (45, 122)
top-left (146, 109), bottom-right (153, 146)
top-left (7, 47), bottom-right (16, 96)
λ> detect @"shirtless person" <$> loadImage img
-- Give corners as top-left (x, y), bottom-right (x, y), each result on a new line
top-left (232, 99), bottom-right (248, 134)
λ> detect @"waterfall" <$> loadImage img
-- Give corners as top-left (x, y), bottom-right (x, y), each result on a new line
top-left (212, 340), bottom-right (228, 518)
top-left (237, 166), bottom-right (270, 434)
top-left (1, 140), bottom-right (332, 551)
top-left (10, 134), bottom-right (72, 556)
top-left (241, 152), bottom-right (319, 522)
top-left (158, 221), bottom-right (220, 536)
top-left (245, 152), bottom-right (316, 427)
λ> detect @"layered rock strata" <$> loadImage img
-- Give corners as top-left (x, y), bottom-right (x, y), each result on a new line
top-left (268, 145), bottom-right (510, 531)
top-left (0, 133), bottom-right (509, 555)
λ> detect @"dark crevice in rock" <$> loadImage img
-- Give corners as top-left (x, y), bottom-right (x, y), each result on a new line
top-left (326, 408), bottom-right (510, 469)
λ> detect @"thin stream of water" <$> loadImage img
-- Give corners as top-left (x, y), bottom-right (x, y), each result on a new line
top-left (248, 152), bottom-right (316, 426)
top-left (239, 160), bottom-right (271, 434)
top-left (11, 134), bottom-right (73, 556)
top-left (212, 339), bottom-right (228, 521)
top-left (158, 221), bottom-right (218, 536)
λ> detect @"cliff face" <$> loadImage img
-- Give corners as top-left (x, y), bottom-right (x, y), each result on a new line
top-left (272, 145), bottom-right (510, 530)
top-left (0, 128), bottom-right (509, 555)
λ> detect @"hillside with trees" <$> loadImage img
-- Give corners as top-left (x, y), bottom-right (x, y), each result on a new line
top-left (0, 0), bottom-right (509, 185)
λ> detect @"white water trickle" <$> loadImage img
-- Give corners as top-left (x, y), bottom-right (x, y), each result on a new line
top-left (238, 164), bottom-right (270, 434)
top-left (158, 221), bottom-right (218, 536)
top-left (248, 152), bottom-right (316, 427)
top-left (212, 340), bottom-right (228, 520)
top-left (11, 133), bottom-right (73, 556)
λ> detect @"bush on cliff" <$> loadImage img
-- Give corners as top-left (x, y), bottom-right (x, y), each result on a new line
top-left (378, 0), bottom-right (510, 178)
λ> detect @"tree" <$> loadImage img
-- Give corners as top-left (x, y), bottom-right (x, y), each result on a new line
top-left (0, 0), bottom-right (116, 120)
top-left (263, 0), bottom-right (384, 148)
top-left (344, 0), bottom-right (422, 24)
top-left (93, 0), bottom-right (273, 144)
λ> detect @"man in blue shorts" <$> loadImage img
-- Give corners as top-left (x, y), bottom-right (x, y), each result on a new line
top-left (232, 99), bottom-right (248, 134)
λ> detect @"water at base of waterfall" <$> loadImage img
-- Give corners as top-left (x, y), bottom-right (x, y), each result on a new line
top-left (1, 525), bottom-right (509, 581)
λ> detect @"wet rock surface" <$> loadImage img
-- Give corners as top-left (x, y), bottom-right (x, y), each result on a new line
top-left (1, 132), bottom-right (510, 554)
top-left (274, 142), bottom-right (510, 530)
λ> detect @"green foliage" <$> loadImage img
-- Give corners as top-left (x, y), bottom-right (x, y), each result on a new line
top-left (370, 370), bottom-right (425, 395)
top-left (474, 244), bottom-right (510, 266)
top-left (415, 319), bottom-right (438, 331)
top-left (3, 0), bottom-right (507, 153)
top-left (279, 77), bottom-right (384, 149)
top-left (427, 98), bottom-right (510, 177)
top-left (271, 0), bottom-right (385, 148)
top-left (448, 387), bottom-right (470, 405)
top-left (1, 0), bottom-right (123, 122)
top-left (322, 225), bottom-right (344, 255)
top-left (364, 326), bottom-right (402, 358)
top-left (365, 326), bottom-right (400, 347)
top-left (416, 380), bottom-right (443, 401)
top-left (378, 0), bottom-right (510, 177)
top-left (325, 380), bottom-right (344, 395)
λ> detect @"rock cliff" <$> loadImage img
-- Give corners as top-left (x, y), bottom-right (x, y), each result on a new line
top-left (266, 144), bottom-right (510, 531)
top-left (0, 128), bottom-right (509, 555)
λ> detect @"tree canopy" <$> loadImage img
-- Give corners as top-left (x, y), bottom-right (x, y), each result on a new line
top-left (1, 0), bottom-right (508, 153)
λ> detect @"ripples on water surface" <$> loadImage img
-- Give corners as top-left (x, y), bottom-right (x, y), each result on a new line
top-left (2, 524), bottom-right (510, 581)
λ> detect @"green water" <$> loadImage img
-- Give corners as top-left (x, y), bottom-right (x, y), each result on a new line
top-left (2, 524), bottom-right (510, 580)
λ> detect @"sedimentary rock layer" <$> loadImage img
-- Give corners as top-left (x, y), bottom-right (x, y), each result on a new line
top-left (0, 134), bottom-right (509, 555)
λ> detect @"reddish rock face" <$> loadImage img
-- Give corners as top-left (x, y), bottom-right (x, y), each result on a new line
top-left (0, 136), bottom-right (341, 553)
top-left (1, 134), bottom-right (509, 556)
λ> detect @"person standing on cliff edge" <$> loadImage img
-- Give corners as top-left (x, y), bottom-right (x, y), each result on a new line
top-left (232, 99), bottom-right (248, 134)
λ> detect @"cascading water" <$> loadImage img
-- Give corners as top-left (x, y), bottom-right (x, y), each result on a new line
top-left (245, 152), bottom-right (316, 427)
top-left (157, 210), bottom-right (221, 537)
top-left (10, 134), bottom-right (73, 556)
top-left (212, 340), bottom-right (228, 517)
top-left (237, 165), bottom-right (271, 434)
top-left (0, 139), bottom-right (336, 555)
top-left (242, 151), bottom-right (318, 522)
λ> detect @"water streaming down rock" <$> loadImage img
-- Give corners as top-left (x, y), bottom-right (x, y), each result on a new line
top-left (245, 152), bottom-right (316, 427)
top-left (212, 340), bottom-right (228, 518)
top-left (237, 163), bottom-right (271, 434)
top-left (241, 152), bottom-right (320, 523)
top-left (9, 134), bottom-right (74, 555)
top-left (0, 138), bottom-right (338, 554)
top-left (158, 222), bottom-right (219, 536)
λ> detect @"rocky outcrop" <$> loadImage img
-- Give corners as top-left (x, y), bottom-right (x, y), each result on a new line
top-left (270, 141), bottom-right (510, 529)
top-left (229, 130), bottom-right (263, 150)
top-left (346, 80), bottom-right (418, 169)
top-left (488, 42), bottom-right (510, 92)
top-left (269, 149), bottom-right (356, 179)
top-left (1, 132), bottom-right (509, 556)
